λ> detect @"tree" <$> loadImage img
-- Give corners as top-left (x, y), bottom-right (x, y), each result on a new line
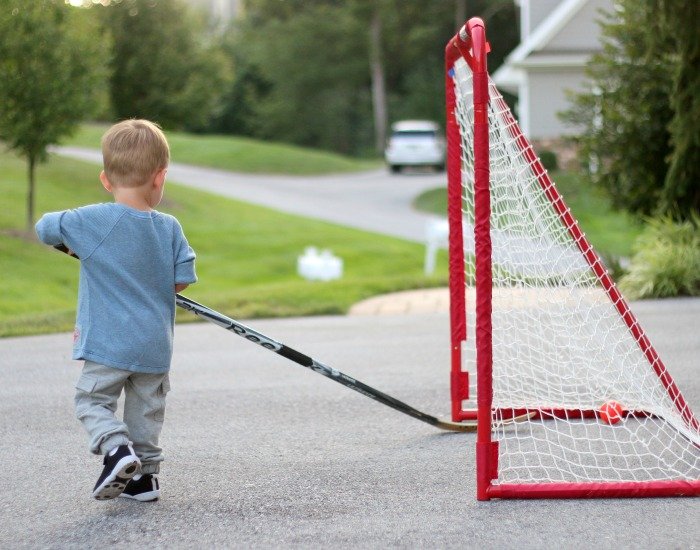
top-left (231, 1), bottom-right (373, 154)
top-left (655, 0), bottom-right (700, 218)
top-left (563, 0), bottom-right (698, 219)
top-left (0, 1), bottom-right (109, 232)
top-left (220, 0), bottom-right (516, 155)
top-left (101, 0), bottom-right (231, 132)
top-left (369, 3), bottom-right (388, 154)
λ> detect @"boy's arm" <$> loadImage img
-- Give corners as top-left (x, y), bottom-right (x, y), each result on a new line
top-left (36, 206), bottom-right (105, 260)
top-left (173, 218), bottom-right (197, 289)
top-left (35, 212), bottom-right (68, 247)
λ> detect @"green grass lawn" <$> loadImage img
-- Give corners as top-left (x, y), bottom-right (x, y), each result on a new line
top-left (0, 150), bottom-right (445, 337)
top-left (413, 170), bottom-right (642, 259)
top-left (4, 130), bottom-right (640, 338)
top-left (65, 123), bottom-right (380, 175)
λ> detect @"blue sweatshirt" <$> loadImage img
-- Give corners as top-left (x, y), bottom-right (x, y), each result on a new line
top-left (36, 203), bottom-right (197, 373)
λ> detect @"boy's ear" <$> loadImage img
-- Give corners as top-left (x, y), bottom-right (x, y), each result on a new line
top-left (154, 167), bottom-right (167, 189)
top-left (99, 171), bottom-right (113, 193)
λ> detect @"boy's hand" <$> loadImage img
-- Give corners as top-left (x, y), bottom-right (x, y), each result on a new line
top-left (54, 244), bottom-right (78, 259)
top-left (175, 283), bottom-right (189, 292)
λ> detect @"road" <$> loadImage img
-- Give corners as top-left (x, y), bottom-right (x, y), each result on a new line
top-left (1, 298), bottom-right (698, 548)
top-left (52, 146), bottom-right (447, 244)
top-left (7, 148), bottom-right (698, 547)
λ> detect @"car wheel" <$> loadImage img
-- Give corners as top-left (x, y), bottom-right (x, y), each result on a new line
top-left (390, 164), bottom-right (402, 174)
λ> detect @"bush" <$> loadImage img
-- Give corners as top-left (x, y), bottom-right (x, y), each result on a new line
top-left (599, 252), bottom-right (626, 282)
top-left (618, 214), bottom-right (700, 299)
top-left (538, 150), bottom-right (558, 172)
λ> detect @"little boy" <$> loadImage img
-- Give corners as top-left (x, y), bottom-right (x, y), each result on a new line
top-left (35, 119), bottom-right (197, 502)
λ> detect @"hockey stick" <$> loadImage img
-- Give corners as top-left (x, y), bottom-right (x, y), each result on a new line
top-left (53, 244), bottom-right (530, 432)
top-left (175, 293), bottom-right (476, 432)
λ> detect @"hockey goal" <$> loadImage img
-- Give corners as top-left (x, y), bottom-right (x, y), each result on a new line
top-left (445, 18), bottom-right (699, 499)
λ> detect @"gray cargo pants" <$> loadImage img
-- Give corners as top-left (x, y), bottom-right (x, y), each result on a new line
top-left (74, 360), bottom-right (171, 474)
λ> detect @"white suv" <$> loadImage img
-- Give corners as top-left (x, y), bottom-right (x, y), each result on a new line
top-left (384, 120), bottom-right (446, 173)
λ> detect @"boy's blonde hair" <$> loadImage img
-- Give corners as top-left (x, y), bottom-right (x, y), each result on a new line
top-left (101, 119), bottom-right (170, 187)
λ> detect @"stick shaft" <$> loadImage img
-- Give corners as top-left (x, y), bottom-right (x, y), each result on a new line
top-left (175, 294), bottom-right (475, 432)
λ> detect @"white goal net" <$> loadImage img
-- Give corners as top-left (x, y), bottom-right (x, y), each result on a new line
top-left (451, 55), bottom-right (699, 489)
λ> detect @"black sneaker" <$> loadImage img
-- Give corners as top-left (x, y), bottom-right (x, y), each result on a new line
top-left (119, 474), bottom-right (160, 502)
top-left (92, 444), bottom-right (141, 500)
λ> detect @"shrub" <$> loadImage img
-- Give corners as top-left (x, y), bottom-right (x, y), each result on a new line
top-left (599, 252), bottom-right (626, 282)
top-left (618, 214), bottom-right (700, 299)
top-left (538, 150), bottom-right (558, 172)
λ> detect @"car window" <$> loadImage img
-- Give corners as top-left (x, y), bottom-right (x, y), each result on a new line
top-left (392, 130), bottom-right (436, 138)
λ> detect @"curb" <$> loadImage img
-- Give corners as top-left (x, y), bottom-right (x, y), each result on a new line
top-left (348, 287), bottom-right (450, 316)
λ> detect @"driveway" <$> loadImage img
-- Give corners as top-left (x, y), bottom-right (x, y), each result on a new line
top-left (1, 298), bottom-right (698, 548)
top-left (52, 146), bottom-right (447, 244)
top-left (8, 149), bottom-right (699, 547)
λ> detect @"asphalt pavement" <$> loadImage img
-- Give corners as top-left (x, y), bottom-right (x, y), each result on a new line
top-left (1, 298), bottom-right (698, 548)
top-left (7, 148), bottom-right (696, 547)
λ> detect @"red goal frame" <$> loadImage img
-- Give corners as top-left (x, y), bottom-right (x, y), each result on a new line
top-left (444, 17), bottom-right (700, 500)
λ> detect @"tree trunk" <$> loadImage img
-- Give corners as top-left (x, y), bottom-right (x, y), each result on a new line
top-left (369, 7), bottom-right (387, 154)
top-left (27, 154), bottom-right (36, 234)
top-left (455, 0), bottom-right (468, 31)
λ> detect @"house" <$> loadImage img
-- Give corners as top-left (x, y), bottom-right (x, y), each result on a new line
top-left (493, 0), bottom-right (613, 141)
top-left (189, 0), bottom-right (242, 23)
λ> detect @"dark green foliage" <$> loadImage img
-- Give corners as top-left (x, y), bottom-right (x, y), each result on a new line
top-left (655, 1), bottom-right (700, 218)
top-left (241, 3), bottom-right (373, 154)
top-left (101, 0), bottom-right (231, 131)
top-left (206, 45), bottom-right (271, 137)
top-left (562, 0), bottom-right (699, 220)
top-left (562, 1), bottom-right (672, 217)
top-left (0, 0), bottom-right (108, 230)
top-left (214, 0), bottom-right (518, 155)
top-left (537, 150), bottom-right (558, 172)
top-left (619, 215), bottom-right (700, 299)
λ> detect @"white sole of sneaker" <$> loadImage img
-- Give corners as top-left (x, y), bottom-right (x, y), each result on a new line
top-left (92, 456), bottom-right (141, 501)
top-left (119, 490), bottom-right (159, 502)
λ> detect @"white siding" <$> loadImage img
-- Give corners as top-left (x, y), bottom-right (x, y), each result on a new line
top-left (495, 0), bottom-right (614, 139)
top-left (545, 0), bottom-right (609, 51)
top-left (525, 69), bottom-right (585, 139)
top-left (188, 0), bottom-right (241, 21)
top-left (522, 0), bottom-right (565, 38)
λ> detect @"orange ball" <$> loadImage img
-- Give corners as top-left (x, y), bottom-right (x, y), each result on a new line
top-left (599, 401), bottom-right (624, 425)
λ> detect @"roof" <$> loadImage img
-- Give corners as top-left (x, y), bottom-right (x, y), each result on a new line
top-left (493, 0), bottom-right (591, 92)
